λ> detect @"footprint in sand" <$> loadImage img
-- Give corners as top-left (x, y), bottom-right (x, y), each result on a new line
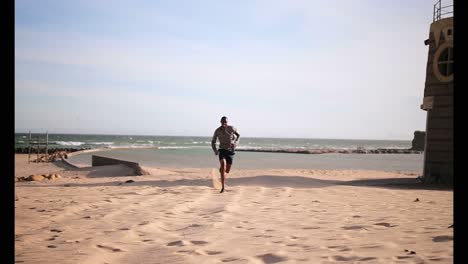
top-left (222, 257), bottom-right (241, 262)
top-left (359, 257), bottom-right (378, 261)
top-left (302, 226), bottom-right (320, 230)
top-left (331, 255), bottom-right (377, 262)
top-left (256, 253), bottom-right (288, 264)
top-left (374, 222), bottom-right (397, 228)
top-left (342, 225), bottom-right (368, 230)
top-left (328, 245), bottom-right (352, 252)
top-left (330, 255), bottom-right (357, 261)
top-left (205, 250), bottom-right (223, 255)
top-left (46, 237), bottom-right (57, 241)
top-left (254, 235), bottom-right (273, 238)
top-left (394, 255), bottom-right (414, 260)
top-left (432, 235), bottom-right (453, 242)
top-left (190, 240), bottom-right (209, 245)
top-left (96, 244), bottom-right (124, 252)
top-left (167, 240), bottom-right (185, 247)
top-left (64, 240), bottom-right (81, 243)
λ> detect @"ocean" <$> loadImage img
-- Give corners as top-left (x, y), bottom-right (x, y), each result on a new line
top-left (15, 133), bottom-right (412, 150)
top-left (15, 133), bottom-right (423, 172)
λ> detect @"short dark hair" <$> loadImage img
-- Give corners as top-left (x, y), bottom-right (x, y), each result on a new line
top-left (220, 116), bottom-right (228, 122)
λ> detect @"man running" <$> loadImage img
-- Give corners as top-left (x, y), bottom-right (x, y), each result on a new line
top-left (211, 116), bottom-right (240, 193)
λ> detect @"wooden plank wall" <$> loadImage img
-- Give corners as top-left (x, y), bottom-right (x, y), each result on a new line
top-left (423, 28), bottom-right (453, 184)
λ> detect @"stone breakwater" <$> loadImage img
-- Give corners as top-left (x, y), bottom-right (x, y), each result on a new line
top-left (236, 148), bottom-right (423, 154)
top-left (15, 147), bottom-right (91, 154)
top-left (15, 147), bottom-right (92, 163)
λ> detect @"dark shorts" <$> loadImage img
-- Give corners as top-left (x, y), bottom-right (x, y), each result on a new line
top-left (218, 149), bottom-right (235, 164)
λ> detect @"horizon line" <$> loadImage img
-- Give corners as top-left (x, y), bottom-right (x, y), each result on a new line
top-left (14, 131), bottom-right (415, 141)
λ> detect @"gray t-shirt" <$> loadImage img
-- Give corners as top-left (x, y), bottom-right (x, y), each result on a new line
top-left (211, 125), bottom-right (239, 152)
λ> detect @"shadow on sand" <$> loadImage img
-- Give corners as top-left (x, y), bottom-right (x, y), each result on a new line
top-left (19, 172), bottom-right (452, 191)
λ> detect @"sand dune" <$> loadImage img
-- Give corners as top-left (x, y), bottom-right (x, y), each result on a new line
top-left (15, 154), bottom-right (453, 263)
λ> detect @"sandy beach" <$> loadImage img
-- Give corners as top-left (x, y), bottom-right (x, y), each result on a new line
top-left (15, 154), bottom-right (453, 263)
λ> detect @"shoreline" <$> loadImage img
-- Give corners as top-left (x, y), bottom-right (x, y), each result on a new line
top-left (15, 146), bottom-right (423, 155)
top-left (20, 147), bottom-right (425, 172)
top-left (235, 148), bottom-right (422, 154)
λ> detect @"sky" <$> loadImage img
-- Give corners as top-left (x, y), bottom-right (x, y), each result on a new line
top-left (15, 0), bottom-right (449, 140)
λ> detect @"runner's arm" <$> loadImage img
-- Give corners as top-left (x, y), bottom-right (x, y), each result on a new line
top-left (211, 131), bottom-right (218, 155)
top-left (234, 131), bottom-right (240, 144)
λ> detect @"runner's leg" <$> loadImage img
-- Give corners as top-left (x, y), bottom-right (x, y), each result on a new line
top-left (225, 152), bottom-right (233, 173)
top-left (219, 158), bottom-right (226, 193)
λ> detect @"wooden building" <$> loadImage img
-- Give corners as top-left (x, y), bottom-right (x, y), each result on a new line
top-left (420, 1), bottom-right (453, 184)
